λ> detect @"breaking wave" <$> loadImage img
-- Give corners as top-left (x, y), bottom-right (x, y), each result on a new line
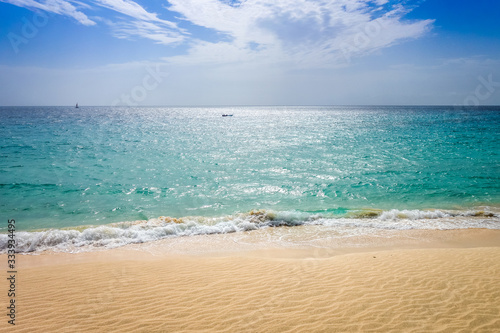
top-left (1, 208), bottom-right (499, 253)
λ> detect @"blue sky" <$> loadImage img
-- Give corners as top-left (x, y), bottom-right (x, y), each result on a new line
top-left (0, 0), bottom-right (499, 106)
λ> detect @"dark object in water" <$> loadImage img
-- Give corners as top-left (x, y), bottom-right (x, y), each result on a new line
top-left (222, 114), bottom-right (233, 117)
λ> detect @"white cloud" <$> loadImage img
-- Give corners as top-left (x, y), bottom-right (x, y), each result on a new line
top-left (94, 0), bottom-right (177, 28)
top-left (111, 20), bottom-right (185, 44)
top-left (1, 0), bottom-right (185, 44)
top-left (1, 0), bottom-right (95, 25)
top-left (165, 0), bottom-right (434, 68)
top-left (94, 0), bottom-right (185, 44)
top-left (1, 0), bottom-right (433, 66)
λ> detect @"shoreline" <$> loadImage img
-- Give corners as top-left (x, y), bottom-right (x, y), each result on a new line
top-left (2, 205), bottom-right (499, 254)
top-left (2, 228), bottom-right (500, 332)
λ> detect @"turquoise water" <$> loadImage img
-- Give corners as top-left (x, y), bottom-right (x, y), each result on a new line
top-left (1, 106), bottom-right (499, 252)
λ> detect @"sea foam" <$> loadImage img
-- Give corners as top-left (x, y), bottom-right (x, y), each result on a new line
top-left (1, 208), bottom-right (498, 254)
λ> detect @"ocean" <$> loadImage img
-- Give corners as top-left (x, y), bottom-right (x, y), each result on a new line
top-left (1, 106), bottom-right (499, 253)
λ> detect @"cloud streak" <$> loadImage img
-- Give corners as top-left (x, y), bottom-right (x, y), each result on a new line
top-left (94, 0), bottom-right (186, 44)
top-left (1, 0), bottom-right (95, 25)
top-left (110, 19), bottom-right (185, 45)
top-left (165, 0), bottom-right (434, 68)
top-left (1, 0), bottom-right (433, 66)
top-left (1, 0), bottom-right (185, 44)
top-left (94, 0), bottom-right (174, 25)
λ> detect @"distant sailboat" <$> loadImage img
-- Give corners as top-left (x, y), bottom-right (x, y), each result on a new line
top-left (75, 103), bottom-right (79, 108)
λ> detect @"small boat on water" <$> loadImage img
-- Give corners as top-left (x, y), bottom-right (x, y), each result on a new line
top-left (75, 103), bottom-right (79, 108)
top-left (222, 114), bottom-right (233, 117)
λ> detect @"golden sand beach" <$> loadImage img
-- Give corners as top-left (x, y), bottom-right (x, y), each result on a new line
top-left (2, 228), bottom-right (500, 332)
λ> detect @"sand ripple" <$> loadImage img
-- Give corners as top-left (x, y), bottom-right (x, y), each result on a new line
top-left (4, 243), bottom-right (500, 332)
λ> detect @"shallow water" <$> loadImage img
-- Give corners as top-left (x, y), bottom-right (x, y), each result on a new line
top-left (1, 106), bottom-right (499, 252)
